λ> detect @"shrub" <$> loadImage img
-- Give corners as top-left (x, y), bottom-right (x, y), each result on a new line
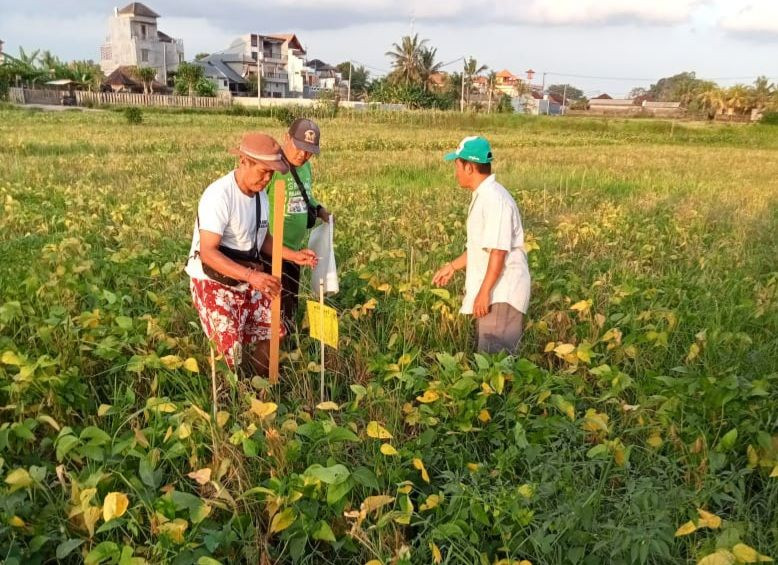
top-left (124, 107), bottom-right (143, 124)
top-left (760, 111), bottom-right (778, 125)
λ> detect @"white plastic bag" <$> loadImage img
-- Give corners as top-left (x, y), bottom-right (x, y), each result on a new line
top-left (308, 217), bottom-right (338, 296)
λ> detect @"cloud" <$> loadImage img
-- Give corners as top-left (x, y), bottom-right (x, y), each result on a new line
top-left (510, 0), bottom-right (707, 25)
top-left (719, 1), bottom-right (778, 38)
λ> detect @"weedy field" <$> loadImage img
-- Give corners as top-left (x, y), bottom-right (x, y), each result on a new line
top-left (1, 105), bottom-right (777, 565)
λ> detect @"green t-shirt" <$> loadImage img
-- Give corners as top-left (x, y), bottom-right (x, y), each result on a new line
top-left (267, 161), bottom-right (320, 251)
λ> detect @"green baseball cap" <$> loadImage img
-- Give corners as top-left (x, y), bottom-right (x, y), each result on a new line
top-left (444, 136), bottom-right (493, 164)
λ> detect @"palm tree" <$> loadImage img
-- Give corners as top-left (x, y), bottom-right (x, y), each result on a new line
top-left (697, 86), bottom-right (725, 120)
top-left (17, 47), bottom-right (40, 68)
top-left (726, 84), bottom-right (750, 115)
top-left (385, 34), bottom-right (427, 86)
top-left (751, 76), bottom-right (774, 111)
top-left (132, 66), bottom-right (157, 94)
top-left (419, 47), bottom-right (442, 92)
top-left (462, 57), bottom-right (488, 107)
top-left (486, 70), bottom-right (497, 112)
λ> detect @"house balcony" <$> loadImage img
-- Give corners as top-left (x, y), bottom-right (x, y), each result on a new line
top-left (263, 72), bottom-right (288, 83)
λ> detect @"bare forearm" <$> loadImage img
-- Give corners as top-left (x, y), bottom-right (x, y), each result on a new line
top-left (478, 249), bottom-right (507, 294)
top-left (450, 251), bottom-right (467, 271)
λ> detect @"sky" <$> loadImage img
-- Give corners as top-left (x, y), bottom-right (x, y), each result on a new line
top-left (1, 0), bottom-right (777, 96)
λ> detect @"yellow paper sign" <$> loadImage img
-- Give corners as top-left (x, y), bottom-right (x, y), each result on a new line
top-left (307, 301), bottom-right (339, 349)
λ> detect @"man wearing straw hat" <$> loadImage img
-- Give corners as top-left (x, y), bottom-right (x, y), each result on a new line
top-left (186, 132), bottom-right (317, 376)
top-left (432, 135), bottom-right (531, 354)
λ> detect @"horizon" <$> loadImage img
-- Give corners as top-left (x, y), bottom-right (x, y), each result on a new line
top-left (1, 0), bottom-right (777, 97)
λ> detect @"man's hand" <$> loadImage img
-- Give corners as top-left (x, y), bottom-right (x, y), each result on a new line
top-left (292, 249), bottom-right (318, 267)
top-left (318, 208), bottom-right (332, 224)
top-left (472, 289), bottom-right (491, 318)
top-left (432, 263), bottom-right (455, 287)
top-left (247, 271), bottom-right (281, 299)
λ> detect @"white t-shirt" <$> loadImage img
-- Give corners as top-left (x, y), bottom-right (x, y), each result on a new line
top-left (185, 171), bottom-right (269, 283)
top-left (461, 174), bottom-right (531, 315)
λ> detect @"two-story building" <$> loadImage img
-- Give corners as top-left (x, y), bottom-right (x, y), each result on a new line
top-left (99, 3), bottom-right (184, 84)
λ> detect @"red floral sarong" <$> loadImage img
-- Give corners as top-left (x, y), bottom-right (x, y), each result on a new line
top-left (190, 278), bottom-right (284, 368)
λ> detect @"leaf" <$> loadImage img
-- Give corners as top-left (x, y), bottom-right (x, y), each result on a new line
top-left (647, 433), bottom-right (663, 449)
top-left (380, 443), bottom-right (398, 456)
top-left (187, 468), bottom-right (212, 485)
top-left (552, 395), bottom-right (575, 421)
top-left (269, 507), bottom-right (297, 535)
top-left (305, 463), bottom-right (350, 484)
top-left (97, 404), bottom-right (112, 417)
top-left (5, 468), bottom-right (32, 492)
top-left (478, 409), bottom-right (491, 423)
top-left (717, 428), bottom-right (738, 452)
top-left (366, 421), bottom-right (392, 439)
top-left (416, 390), bottom-right (440, 403)
top-left (9, 515), bottom-right (25, 527)
top-left (420, 494), bottom-right (440, 511)
top-left (83, 506), bottom-right (101, 537)
top-left (158, 518), bottom-right (188, 543)
top-left (697, 508), bottom-right (722, 529)
top-left (570, 299), bottom-right (592, 313)
top-left (37, 414), bottom-right (60, 431)
top-left (553, 343), bottom-right (576, 357)
top-left (102, 492), bottom-right (129, 522)
top-left (85, 541), bottom-right (120, 565)
top-left (250, 398), bottom-right (278, 420)
top-left (312, 520), bottom-right (336, 543)
top-left (517, 484), bottom-right (534, 499)
top-left (362, 495), bottom-right (395, 514)
top-left (675, 520), bottom-right (698, 537)
top-left (197, 558), bottom-right (223, 565)
top-left (430, 542), bottom-right (442, 564)
top-left (56, 539), bottom-right (85, 560)
top-left (216, 411), bottom-right (230, 428)
top-left (430, 288), bottom-right (450, 300)
top-left (731, 543), bottom-right (773, 563)
top-left (316, 401), bottom-right (340, 411)
top-left (771, 466), bottom-right (778, 478)
top-left (1, 351), bottom-right (22, 365)
top-left (697, 549), bottom-right (735, 565)
top-left (183, 357), bottom-right (199, 373)
top-left (412, 458), bottom-right (430, 483)
top-left (160, 355), bottom-right (183, 369)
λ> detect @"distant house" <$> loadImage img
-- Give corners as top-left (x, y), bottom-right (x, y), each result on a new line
top-left (102, 65), bottom-right (164, 92)
top-left (642, 100), bottom-right (684, 117)
top-left (0, 39), bottom-right (6, 64)
top-left (306, 59), bottom-right (344, 97)
top-left (221, 33), bottom-right (308, 98)
top-left (194, 52), bottom-right (251, 95)
top-left (495, 69), bottom-right (525, 97)
top-left (589, 97), bottom-right (639, 114)
top-left (593, 93), bottom-right (613, 100)
top-left (513, 91), bottom-right (564, 115)
top-left (99, 3), bottom-right (184, 84)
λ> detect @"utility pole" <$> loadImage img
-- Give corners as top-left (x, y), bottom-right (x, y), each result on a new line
top-left (347, 60), bottom-right (352, 102)
top-left (256, 33), bottom-right (262, 108)
top-left (460, 69), bottom-right (466, 112)
top-left (562, 83), bottom-right (568, 115)
top-left (541, 71), bottom-right (547, 115)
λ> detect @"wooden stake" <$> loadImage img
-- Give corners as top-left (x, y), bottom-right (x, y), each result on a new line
top-left (319, 277), bottom-right (325, 403)
top-left (269, 179), bottom-right (285, 384)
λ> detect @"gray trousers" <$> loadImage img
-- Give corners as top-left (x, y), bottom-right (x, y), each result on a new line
top-left (477, 302), bottom-right (525, 354)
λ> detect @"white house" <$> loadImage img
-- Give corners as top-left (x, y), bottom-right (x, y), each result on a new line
top-left (99, 3), bottom-right (184, 84)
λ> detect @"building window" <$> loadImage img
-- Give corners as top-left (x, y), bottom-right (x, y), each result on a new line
top-left (141, 49), bottom-right (149, 63)
top-left (251, 35), bottom-right (258, 47)
top-left (179, 53), bottom-right (184, 63)
top-left (141, 24), bottom-right (147, 39)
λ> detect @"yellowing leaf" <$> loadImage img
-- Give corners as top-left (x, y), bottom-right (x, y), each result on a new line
top-left (697, 508), bottom-right (722, 529)
top-left (687, 342), bottom-right (701, 362)
top-left (1, 351), bottom-right (22, 365)
top-left (697, 549), bottom-right (735, 565)
top-left (397, 481), bottom-right (413, 494)
top-left (177, 423), bottom-right (192, 439)
top-left (37, 414), bottom-right (60, 431)
top-left (8, 516), bottom-right (25, 528)
top-left (731, 543), bottom-right (773, 563)
top-left (517, 484), bottom-right (534, 499)
top-left (83, 506), bottom-right (101, 537)
top-left (582, 409), bottom-right (609, 434)
top-left (570, 299), bottom-right (592, 313)
top-left (159, 518), bottom-right (188, 543)
top-left (420, 494), bottom-right (440, 511)
top-left (361, 495), bottom-right (394, 514)
top-left (366, 421), bottom-right (392, 439)
top-left (647, 433), bottom-right (663, 449)
top-left (250, 398), bottom-right (278, 420)
top-left (5, 468), bottom-right (32, 492)
top-left (553, 343), bottom-right (576, 357)
top-left (269, 507), bottom-right (297, 535)
top-left (467, 462), bottom-right (480, 472)
top-left (380, 443), bottom-right (398, 456)
top-left (770, 465), bottom-right (778, 478)
top-left (316, 401), bottom-right (340, 411)
top-left (160, 355), bottom-right (183, 369)
top-left (675, 520), bottom-right (698, 537)
top-left (183, 357), bottom-right (199, 373)
top-left (187, 468), bottom-right (212, 485)
top-left (97, 404), bottom-right (112, 417)
top-left (416, 389), bottom-right (440, 403)
top-left (216, 411), bottom-right (230, 428)
top-left (430, 542), bottom-right (442, 564)
top-left (102, 492), bottom-right (129, 522)
top-left (478, 409), bottom-right (491, 423)
top-left (412, 458), bottom-right (430, 483)
top-left (365, 561), bottom-right (383, 565)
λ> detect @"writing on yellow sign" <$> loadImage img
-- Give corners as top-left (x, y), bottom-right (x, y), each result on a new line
top-left (306, 301), bottom-right (339, 349)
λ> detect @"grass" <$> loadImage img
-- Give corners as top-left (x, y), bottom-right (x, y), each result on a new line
top-left (0, 105), bottom-right (777, 565)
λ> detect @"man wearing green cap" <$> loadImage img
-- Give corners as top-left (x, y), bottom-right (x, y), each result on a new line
top-left (267, 118), bottom-right (332, 330)
top-left (433, 136), bottom-right (531, 354)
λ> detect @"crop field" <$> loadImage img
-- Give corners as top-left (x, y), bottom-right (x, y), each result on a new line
top-left (1, 104), bottom-right (777, 564)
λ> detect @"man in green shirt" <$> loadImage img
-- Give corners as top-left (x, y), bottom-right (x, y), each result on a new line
top-left (268, 118), bottom-right (332, 330)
